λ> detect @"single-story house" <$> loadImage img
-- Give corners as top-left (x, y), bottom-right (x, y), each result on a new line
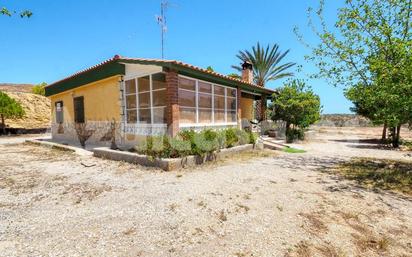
top-left (45, 55), bottom-right (275, 147)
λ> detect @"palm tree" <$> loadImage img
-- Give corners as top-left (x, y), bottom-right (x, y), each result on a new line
top-left (232, 42), bottom-right (296, 86)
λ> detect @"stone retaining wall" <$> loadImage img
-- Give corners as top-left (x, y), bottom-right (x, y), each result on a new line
top-left (93, 144), bottom-right (254, 171)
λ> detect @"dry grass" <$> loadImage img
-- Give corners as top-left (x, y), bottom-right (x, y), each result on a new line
top-left (218, 209), bottom-right (227, 222)
top-left (235, 203), bottom-right (250, 213)
top-left (294, 241), bottom-right (312, 257)
top-left (189, 149), bottom-right (276, 170)
top-left (334, 210), bottom-right (392, 255)
top-left (328, 158), bottom-right (412, 195)
top-left (168, 203), bottom-right (179, 212)
top-left (287, 241), bottom-right (346, 257)
top-left (0, 168), bottom-right (67, 196)
top-left (221, 149), bottom-right (277, 163)
top-left (299, 211), bottom-right (328, 235)
top-left (352, 233), bottom-right (390, 254)
top-left (63, 182), bottom-right (112, 204)
top-left (197, 200), bottom-right (206, 207)
top-left (315, 244), bottom-right (346, 257)
top-left (122, 227), bottom-right (136, 236)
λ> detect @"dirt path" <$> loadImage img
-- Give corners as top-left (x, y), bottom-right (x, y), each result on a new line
top-left (0, 129), bottom-right (411, 256)
top-left (0, 134), bottom-right (50, 145)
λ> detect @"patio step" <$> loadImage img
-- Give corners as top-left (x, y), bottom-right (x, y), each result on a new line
top-left (259, 137), bottom-right (287, 151)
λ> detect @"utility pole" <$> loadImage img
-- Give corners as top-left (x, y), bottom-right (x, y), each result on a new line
top-left (156, 1), bottom-right (169, 59)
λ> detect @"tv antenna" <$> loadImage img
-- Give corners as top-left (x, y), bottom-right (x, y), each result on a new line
top-left (156, 1), bottom-right (170, 59)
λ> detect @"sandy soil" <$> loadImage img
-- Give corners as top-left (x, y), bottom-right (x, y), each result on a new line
top-left (0, 127), bottom-right (411, 257)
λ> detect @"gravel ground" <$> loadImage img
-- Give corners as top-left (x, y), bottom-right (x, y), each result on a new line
top-left (0, 127), bottom-right (411, 257)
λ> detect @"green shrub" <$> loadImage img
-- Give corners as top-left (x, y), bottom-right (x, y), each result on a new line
top-left (32, 82), bottom-right (47, 96)
top-left (135, 128), bottom-right (256, 159)
top-left (216, 130), bottom-right (227, 149)
top-left (236, 129), bottom-right (250, 145)
top-left (192, 129), bottom-right (219, 157)
top-left (225, 128), bottom-right (239, 148)
top-left (286, 128), bottom-right (305, 143)
top-left (135, 136), bottom-right (171, 160)
top-left (179, 129), bottom-right (196, 151)
top-left (202, 129), bottom-right (218, 141)
top-left (248, 131), bottom-right (258, 145)
top-left (169, 137), bottom-right (192, 157)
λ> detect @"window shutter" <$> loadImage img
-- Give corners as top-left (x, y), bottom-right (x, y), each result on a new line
top-left (73, 97), bottom-right (85, 123)
top-left (55, 101), bottom-right (64, 124)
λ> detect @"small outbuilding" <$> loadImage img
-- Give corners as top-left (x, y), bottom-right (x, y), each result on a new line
top-left (45, 55), bottom-right (275, 147)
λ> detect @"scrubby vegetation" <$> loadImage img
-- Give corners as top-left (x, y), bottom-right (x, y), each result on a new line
top-left (331, 158), bottom-right (412, 195)
top-left (0, 91), bottom-right (25, 134)
top-left (134, 128), bottom-right (257, 159)
top-left (31, 82), bottom-right (47, 96)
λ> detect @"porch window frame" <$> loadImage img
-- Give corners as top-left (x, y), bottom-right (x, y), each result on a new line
top-left (178, 75), bottom-right (238, 127)
top-left (123, 72), bottom-right (167, 126)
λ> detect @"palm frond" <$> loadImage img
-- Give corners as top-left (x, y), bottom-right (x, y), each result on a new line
top-left (232, 42), bottom-right (296, 87)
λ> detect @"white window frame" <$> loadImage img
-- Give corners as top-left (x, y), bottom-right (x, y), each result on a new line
top-left (124, 72), bottom-right (167, 126)
top-left (178, 75), bottom-right (237, 127)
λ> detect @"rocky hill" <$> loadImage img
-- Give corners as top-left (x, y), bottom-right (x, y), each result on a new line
top-left (0, 84), bottom-right (51, 130)
top-left (316, 114), bottom-right (372, 127)
top-left (0, 83), bottom-right (34, 93)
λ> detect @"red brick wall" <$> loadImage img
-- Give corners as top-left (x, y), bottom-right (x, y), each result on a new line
top-left (261, 96), bottom-right (267, 121)
top-left (237, 86), bottom-right (242, 128)
top-left (166, 70), bottom-right (179, 136)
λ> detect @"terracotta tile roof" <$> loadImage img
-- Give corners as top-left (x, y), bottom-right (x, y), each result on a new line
top-left (46, 55), bottom-right (276, 95)
top-left (45, 56), bottom-right (120, 88)
top-left (119, 56), bottom-right (276, 94)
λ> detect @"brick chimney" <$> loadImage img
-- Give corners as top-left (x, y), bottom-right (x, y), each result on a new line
top-left (241, 61), bottom-right (253, 84)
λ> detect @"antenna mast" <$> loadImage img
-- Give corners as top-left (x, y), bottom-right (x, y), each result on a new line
top-left (157, 1), bottom-right (168, 59)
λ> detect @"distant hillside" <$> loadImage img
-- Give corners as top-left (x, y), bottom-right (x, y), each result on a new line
top-left (316, 114), bottom-right (372, 127)
top-left (0, 83), bottom-right (34, 93)
top-left (1, 84), bottom-right (51, 130)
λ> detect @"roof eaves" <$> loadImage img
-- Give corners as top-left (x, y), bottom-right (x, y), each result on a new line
top-left (45, 55), bottom-right (277, 97)
top-left (45, 56), bottom-right (125, 97)
top-left (116, 57), bottom-right (275, 94)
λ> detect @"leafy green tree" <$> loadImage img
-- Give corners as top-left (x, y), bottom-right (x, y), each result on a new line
top-left (227, 73), bottom-right (241, 80)
top-left (1, 7), bottom-right (32, 18)
top-left (344, 84), bottom-right (389, 139)
top-left (32, 82), bottom-right (47, 96)
top-left (206, 66), bottom-right (214, 72)
top-left (232, 42), bottom-right (296, 86)
top-left (296, 0), bottom-right (412, 147)
top-left (270, 79), bottom-right (321, 140)
top-left (0, 91), bottom-right (25, 134)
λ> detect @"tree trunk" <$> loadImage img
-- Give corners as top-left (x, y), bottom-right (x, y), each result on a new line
top-left (381, 123), bottom-right (387, 141)
top-left (1, 114), bottom-right (5, 135)
top-left (391, 125), bottom-right (401, 148)
top-left (396, 125), bottom-right (401, 147)
top-left (285, 121), bottom-right (291, 136)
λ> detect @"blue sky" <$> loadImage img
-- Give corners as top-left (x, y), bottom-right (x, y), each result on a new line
top-left (1, 0), bottom-right (352, 113)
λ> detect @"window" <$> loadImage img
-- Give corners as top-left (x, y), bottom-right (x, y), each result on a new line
top-left (55, 101), bottom-right (63, 124)
top-left (178, 76), bottom-right (237, 125)
top-left (226, 88), bottom-right (237, 122)
top-left (125, 73), bottom-right (167, 125)
top-left (73, 96), bottom-right (85, 123)
top-left (178, 77), bottom-right (196, 123)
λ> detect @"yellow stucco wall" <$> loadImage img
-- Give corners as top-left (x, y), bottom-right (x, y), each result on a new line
top-left (49, 76), bottom-right (121, 123)
top-left (240, 97), bottom-right (254, 120)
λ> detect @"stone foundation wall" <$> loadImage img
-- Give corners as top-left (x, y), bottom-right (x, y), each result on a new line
top-left (51, 121), bottom-right (169, 149)
top-left (52, 121), bottom-right (239, 149)
top-left (51, 121), bottom-right (123, 147)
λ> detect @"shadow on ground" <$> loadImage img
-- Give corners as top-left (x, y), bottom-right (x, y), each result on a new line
top-left (329, 138), bottom-right (394, 150)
